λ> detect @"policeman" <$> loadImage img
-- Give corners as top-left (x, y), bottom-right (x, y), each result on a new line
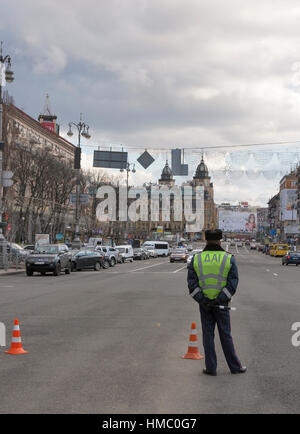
top-left (187, 229), bottom-right (246, 376)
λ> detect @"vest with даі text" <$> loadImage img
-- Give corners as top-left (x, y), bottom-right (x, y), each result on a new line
top-left (193, 251), bottom-right (232, 300)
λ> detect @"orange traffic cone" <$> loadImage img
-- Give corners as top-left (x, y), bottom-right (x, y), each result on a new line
top-left (5, 319), bottom-right (28, 355)
top-left (182, 322), bottom-right (204, 360)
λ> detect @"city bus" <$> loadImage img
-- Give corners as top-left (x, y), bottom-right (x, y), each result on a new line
top-left (142, 241), bottom-right (169, 257)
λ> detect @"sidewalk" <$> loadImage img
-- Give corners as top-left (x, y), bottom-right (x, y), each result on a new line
top-left (0, 267), bottom-right (25, 276)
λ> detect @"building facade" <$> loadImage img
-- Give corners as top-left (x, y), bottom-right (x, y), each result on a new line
top-left (2, 100), bottom-right (76, 242)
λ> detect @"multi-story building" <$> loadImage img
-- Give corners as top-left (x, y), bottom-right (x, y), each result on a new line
top-left (257, 207), bottom-right (269, 241)
top-left (278, 172), bottom-right (298, 242)
top-left (116, 155), bottom-right (217, 242)
top-left (268, 193), bottom-right (280, 241)
top-left (2, 98), bottom-right (76, 242)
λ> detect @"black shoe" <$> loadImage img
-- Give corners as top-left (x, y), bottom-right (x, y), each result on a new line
top-left (203, 369), bottom-right (217, 376)
top-left (231, 366), bottom-right (247, 374)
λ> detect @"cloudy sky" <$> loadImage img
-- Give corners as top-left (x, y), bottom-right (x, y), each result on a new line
top-left (2, 0), bottom-right (300, 206)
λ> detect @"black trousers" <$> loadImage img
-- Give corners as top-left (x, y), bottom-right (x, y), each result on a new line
top-left (199, 305), bottom-right (242, 373)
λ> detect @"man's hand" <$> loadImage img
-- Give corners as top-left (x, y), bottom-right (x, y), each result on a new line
top-left (211, 291), bottom-right (230, 307)
top-left (200, 296), bottom-right (214, 311)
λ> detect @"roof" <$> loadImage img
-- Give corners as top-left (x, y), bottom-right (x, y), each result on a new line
top-left (5, 103), bottom-right (76, 153)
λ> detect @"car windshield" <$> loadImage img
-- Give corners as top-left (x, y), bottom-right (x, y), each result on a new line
top-left (34, 246), bottom-right (59, 254)
top-left (173, 249), bottom-right (186, 253)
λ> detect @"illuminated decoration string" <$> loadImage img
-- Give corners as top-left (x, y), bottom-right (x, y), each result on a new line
top-left (77, 139), bottom-right (300, 151)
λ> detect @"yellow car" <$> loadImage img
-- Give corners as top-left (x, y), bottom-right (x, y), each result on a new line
top-left (270, 244), bottom-right (289, 257)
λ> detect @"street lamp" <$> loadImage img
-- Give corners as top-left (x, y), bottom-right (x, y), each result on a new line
top-left (0, 42), bottom-right (14, 241)
top-left (120, 162), bottom-right (136, 190)
top-left (120, 162), bottom-right (136, 241)
top-left (67, 114), bottom-right (91, 246)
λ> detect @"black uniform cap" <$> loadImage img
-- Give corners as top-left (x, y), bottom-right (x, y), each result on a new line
top-left (205, 229), bottom-right (222, 241)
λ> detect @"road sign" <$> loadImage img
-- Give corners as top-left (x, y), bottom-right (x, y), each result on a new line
top-left (2, 170), bottom-right (13, 187)
top-left (69, 193), bottom-right (89, 205)
top-left (93, 150), bottom-right (128, 169)
top-left (137, 150), bottom-right (155, 169)
top-left (171, 149), bottom-right (189, 176)
top-left (79, 194), bottom-right (89, 204)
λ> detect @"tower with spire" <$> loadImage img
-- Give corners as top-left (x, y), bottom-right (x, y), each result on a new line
top-left (38, 94), bottom-right (59, 134)
top-left (159, 160), bottom-right (175, 186)
top-left (190, 152), bottom-right (217, 237)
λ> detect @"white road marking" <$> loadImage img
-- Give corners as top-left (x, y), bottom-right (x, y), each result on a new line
top-left (273, 273), bottom-right (278, 277)
top-left (173, 265), bottom-right (187, 273)
top-left (129, 261), bottom-right (167, 272)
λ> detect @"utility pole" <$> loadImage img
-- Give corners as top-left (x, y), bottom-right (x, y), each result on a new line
top-left (67, 114), bottom-right (91, 248)
top-left (0, 42), bottom-right (14, 240)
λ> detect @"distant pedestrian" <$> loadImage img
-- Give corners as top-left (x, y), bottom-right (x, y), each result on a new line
top-left (187, 229), bottom-right (246, 375)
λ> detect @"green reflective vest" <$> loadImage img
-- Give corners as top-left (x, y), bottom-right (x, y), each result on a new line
top-left (193, 251), bottom-right (232, 300)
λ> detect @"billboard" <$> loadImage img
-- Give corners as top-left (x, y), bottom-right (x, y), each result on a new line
top-left (93, 150), bottom-right (128, 169)
top-left (280, 189), bottom-right (297, 221)
top-left (218, 210), bottom-right (257, 233)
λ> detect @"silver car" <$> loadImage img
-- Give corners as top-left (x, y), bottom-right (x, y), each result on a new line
top-left (144, 246), bottom-right (158, 258)
top-left (186, 249), bottom-right (203, 268)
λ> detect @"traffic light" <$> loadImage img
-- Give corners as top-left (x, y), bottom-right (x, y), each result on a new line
top-left (74, 147), bottom-right (81, 169)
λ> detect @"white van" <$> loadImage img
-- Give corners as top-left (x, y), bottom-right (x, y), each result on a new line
top-left (142, 241), bottom-right (169, 257)
top-left (115, 245), bottom-right (134, 262)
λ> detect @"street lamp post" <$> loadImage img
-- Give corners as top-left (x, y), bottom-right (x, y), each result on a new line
top-left (0, 42), bottom-right (14, 236)
top-left (67, 114), bottom-right (91, 246)
top-left (120, 162), bottom-right (136, 241)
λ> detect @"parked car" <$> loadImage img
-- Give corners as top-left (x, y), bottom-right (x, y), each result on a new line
top-left (237, 242), bottom-right (243, 247)
top-left (25, 244), bottom-right (72, 276)
top-left (94, 246), bottom-right (121, 266)
top-left (250, 242), bottom-right (257, 250)
top-left (71, 249), bottom-right (108, 271)
top-left (133, 248), bottom-right (147, 260)
top-left (282, 251), bottom-right (300, 266)
top-left (170, 248), bottom-right (188, 263)
top-left (23, 245), bottom-right (35, 252)
top-left (7, 243), bottom-right (30, 261)
top-left (115, 245), bottom-right (134, 262)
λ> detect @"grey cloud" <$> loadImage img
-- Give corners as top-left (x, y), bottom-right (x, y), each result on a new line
top-left (2, 0), bottom-right (300, 205)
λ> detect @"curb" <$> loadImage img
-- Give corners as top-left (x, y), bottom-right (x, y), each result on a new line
top-left (0, 269), bottom-right (25, 277)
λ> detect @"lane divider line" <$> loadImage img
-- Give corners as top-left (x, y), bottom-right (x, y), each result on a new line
top-left (173, 265), bottom-right (187, 273)
top-left (128, 261), bottom-right (167, 273)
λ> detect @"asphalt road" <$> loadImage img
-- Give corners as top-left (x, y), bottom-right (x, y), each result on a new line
top-left (0, 245), bottom-right (299, 414)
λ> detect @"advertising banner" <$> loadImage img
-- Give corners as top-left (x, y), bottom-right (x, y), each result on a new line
top-left (280, 189), bottom-right (297, 221)
top-left (218, 210), bottom-right (257, 233)
top-left (35, 234), bottom-right (50, 245)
